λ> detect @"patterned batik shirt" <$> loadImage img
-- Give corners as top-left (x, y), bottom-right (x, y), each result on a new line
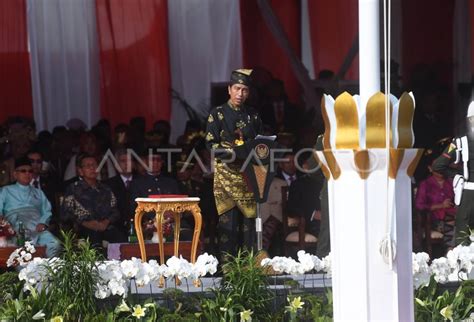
top-left (205, 101), bottom-right (263, 217)
top-left (61, 179), bottom-right (120, 223)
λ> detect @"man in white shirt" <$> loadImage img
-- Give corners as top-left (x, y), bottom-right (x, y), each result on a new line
top-left (104, 149), bottom-right (136, 233)
top-left (277, 151), bottom-right (299, 186)
top-left (27, 150), bottom-right (60, 230)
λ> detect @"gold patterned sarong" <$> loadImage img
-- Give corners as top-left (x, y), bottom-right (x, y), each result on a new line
top-left (213, 161), bottom-right (256, 218)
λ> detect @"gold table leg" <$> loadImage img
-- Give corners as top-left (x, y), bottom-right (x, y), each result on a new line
top-left (135, 201), bottom-right (203, 288)
top-left (173, 211), bottom-right (182, 286)
top-left (134, 209), bottom-right (146, 262)
top-left (190, 204), bottom-right (202, 287)
top-left (155, 208), bottom-right (166, 287)
top-left (173, 211), bottom-right (181, 257)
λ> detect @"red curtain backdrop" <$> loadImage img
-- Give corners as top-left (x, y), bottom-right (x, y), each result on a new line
top-left (95, 0), bottom-right (171, 127)
top-left (401, 0), bottom-right (454, 86)
top-left (240, 0), bottom-right (301, 103)
top-left (308, 0), bottom-right (359, 80)
top-left (0, 0), bottom-right (33, 123)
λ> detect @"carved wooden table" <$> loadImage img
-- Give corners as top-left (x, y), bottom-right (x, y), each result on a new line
top-left (134, 197), bottom-right (202, 286)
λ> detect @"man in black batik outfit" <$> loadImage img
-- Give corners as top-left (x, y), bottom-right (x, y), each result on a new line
top-left (205, 69), bottom-right (263, 260)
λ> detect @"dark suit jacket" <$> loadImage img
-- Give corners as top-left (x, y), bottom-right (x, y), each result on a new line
top-left (129, 173), bottom-right (180, 213)
top-left (36, 175), bottom-right (60, 209)
top-left (104, 175), bottom-right (134, 229)
top-left (275, 169), bottom-right (302, 185)
top-left (260, 101), bottom-right (298, 132)
top-left (35, 174), bottom-right (61, 231)
top-left (287, 174), bottom-right (324, 222)
top-left (130, 173), bottom-right (180, 196)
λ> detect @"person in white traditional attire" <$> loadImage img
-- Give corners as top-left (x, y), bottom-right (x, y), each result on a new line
top-left (0, 157), bottom-right (60, 257)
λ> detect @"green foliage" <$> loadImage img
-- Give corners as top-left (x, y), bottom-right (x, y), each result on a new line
top-left (162, 288), bottom-right (200, 315)
top-left (0, 285), bottom-right (50, 321)
top-left (200, 289), bottom-right (245, 321)
top-left (5, 236), bottom-right (474, 322)
top-left (109, 298), bottom-right (158, 321)
top-left (158, 312), bottom-right (198, 321)
top-left (221, 249), bottom-right (273, 319)
top-left (200, 249), bottom-right (273, 321)
top-left (456, 228), bottom-right (474, 246)
top-left (108, 294), bottom-right (198, 322)
top-left (415, 276), bottom-right (474, 321)
top-left (0, 271), bottom-right (23, 303)
top-left (302, 290), bottom-right (333, 322)
top-left (45, 231), bottom-right (102, 320)
top-left (0, 231), bottom-right (102, 321)
top-left (274, 290), bottom-right (333, 322)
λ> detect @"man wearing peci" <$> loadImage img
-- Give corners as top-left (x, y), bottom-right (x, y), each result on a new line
top-left (205, 69), bottom-right (264, 260)
top-left (0, 157), bottom-right (60, 257)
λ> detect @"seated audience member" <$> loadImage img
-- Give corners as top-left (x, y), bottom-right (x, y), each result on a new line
top-left (130, 152), bottom-right (180, 200)
top-left (276, 151), bottom-right (300, 187)
top-left (276, 132), bottom-right (296, 149)
top-left (63, 131), bottom-right (116, 181)
top-left (27, 150), bottom-right (60, 227)
top-left (175, 159), bottom-right (200, 196)
top-left (415, 158), bottom-right (456, 240)
top-left (61, 154), bottom-right (126, 248)
top-left (260, 79), bottom-right (298, 133)
top-left (0, 120), bottom-right (36, 186)
top-left (176, 120), bottom-right (202, 149)
top-left (112, 124), bottom-right (130, 151)
top-left (261, 176), bottom-right (287, 253)
top-left (104, 149), bottom-right (136, 233)
top-left (129, 152), bottom-right (181, 241)
top-left (287, 156), bottom-right (325, 239)
top-left (49, 126), bottom-right (75, 182)
top-left (152, 120), bottom-right (174, 149)
top-left (128, 116), bottom-right (146, 153)
top-left (0, 157), bottom-right (60, 257)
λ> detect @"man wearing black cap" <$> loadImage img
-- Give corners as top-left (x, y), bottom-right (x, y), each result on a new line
top-left (0, 156), bottom-right (60, 257)
top-left (61, 153), bottom-right (127, 248)
top-left (205, 69), bottom-right (264, 259)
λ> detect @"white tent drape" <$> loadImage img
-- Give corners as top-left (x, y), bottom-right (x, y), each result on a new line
top-left (27, 0), bottom-right (100, 131)
top-left (167, 0), bottom-right (243, 143)
top-left (453, 0), bottom-right (472, 131)
top-left (301, 0), bottom-right (315, 80)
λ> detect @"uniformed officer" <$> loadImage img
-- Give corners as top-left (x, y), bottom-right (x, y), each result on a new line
top-left (432, 102), bottom-right (474, 244)
top-left (205, 69), bottom-right (264, 259)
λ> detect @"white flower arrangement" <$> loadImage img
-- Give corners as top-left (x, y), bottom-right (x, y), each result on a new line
top-left (13, 242), bottom-right (473, 299)
top-left (17, 257), bottom-right (57, 291)
top-left (260, 251), bottom-right (331, 276)
top-left (412, 252), bottom-right (431, 289)
top-left (260, 243), bottom-right (473, 290)
top-left (192, 252), bottom-right (218, 278)
top-left (165, 255), bottom-right (193, 280)
top-left (16, 252), bottom-right (218, 299)
top-left (7, 241), bottom-right (37, 267)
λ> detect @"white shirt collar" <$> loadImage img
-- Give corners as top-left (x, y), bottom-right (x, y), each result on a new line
top-left (282, 172), bottom-right (295, 185)
top-left (120, 174), bottom-right (133, 184)
top-left (30, 177), bottom-right (40, 187)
